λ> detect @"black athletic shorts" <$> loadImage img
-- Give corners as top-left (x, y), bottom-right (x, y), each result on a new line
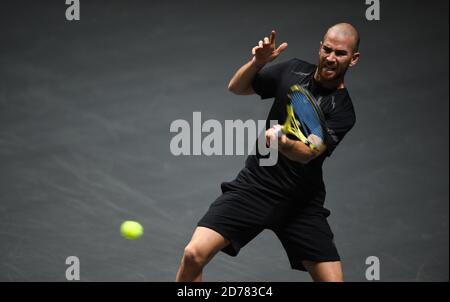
top-left (197, 168), bottom-right (340, 272)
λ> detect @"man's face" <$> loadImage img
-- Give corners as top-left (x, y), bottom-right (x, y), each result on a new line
top-left (317, 32), bottom-right (359, 82)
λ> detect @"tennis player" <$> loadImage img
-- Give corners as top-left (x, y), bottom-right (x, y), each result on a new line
top-left (176, 23), bottom-right (360, 282)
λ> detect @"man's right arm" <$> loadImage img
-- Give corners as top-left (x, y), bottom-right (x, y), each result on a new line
top-left (227, 59), bottom-right (262, 95)
top-left (227, 30), bottom-right (288, 96)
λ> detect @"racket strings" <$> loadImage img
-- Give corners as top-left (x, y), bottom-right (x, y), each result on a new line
top-left (278, 85), bottom-right (327, 150)
top-left (291, 91), bottom-right (323, 140)
top-left (284, 105), bottom-right (309, 144)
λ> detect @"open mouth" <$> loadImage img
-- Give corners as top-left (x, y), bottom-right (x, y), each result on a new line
top-left (322, 66), bottom-right (337, 76)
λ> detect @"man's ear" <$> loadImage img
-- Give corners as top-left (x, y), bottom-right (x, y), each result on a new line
top-left (349, 52), bottom-right (360, 67)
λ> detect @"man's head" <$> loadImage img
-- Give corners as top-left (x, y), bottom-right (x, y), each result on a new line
top-left (315, 23), bottom-right (360, 89)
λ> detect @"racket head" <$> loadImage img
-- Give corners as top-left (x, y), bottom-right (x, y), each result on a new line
top-left (283, 85), bottom-right (327, 150)
top-left (281, 104), bottom-right (310, 146)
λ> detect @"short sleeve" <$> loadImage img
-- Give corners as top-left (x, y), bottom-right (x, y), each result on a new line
top-left (251, 59), bottom-right (294, 99)
top-left (323, 98), bottom-right (356, 157)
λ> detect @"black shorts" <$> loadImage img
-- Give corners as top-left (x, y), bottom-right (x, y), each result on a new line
top-left (197, 170), bottom-right (340, 271)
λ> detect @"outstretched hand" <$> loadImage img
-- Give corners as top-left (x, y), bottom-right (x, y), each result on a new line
top-left (252, 30), bottom-right (288, 68)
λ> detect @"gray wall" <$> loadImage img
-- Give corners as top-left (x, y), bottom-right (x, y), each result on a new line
top-left (0, 0), bottom-right (448, 281)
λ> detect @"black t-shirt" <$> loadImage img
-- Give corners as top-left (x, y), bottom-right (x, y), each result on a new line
top-left (241, 58), bottom-right (356, 202)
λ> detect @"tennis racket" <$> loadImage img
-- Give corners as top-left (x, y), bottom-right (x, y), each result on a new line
top-left (274, 84), bottom-right (327, 151)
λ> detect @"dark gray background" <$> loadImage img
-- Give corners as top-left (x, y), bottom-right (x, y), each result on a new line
top-left (0, 0), bottom-right (448, 281)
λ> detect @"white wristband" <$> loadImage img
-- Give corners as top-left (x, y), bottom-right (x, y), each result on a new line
top-left (273, 125), bottom-right (283, 138)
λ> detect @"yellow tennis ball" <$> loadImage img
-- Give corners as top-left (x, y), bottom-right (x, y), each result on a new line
top-left (120, 221), bottom-right (143, 240)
